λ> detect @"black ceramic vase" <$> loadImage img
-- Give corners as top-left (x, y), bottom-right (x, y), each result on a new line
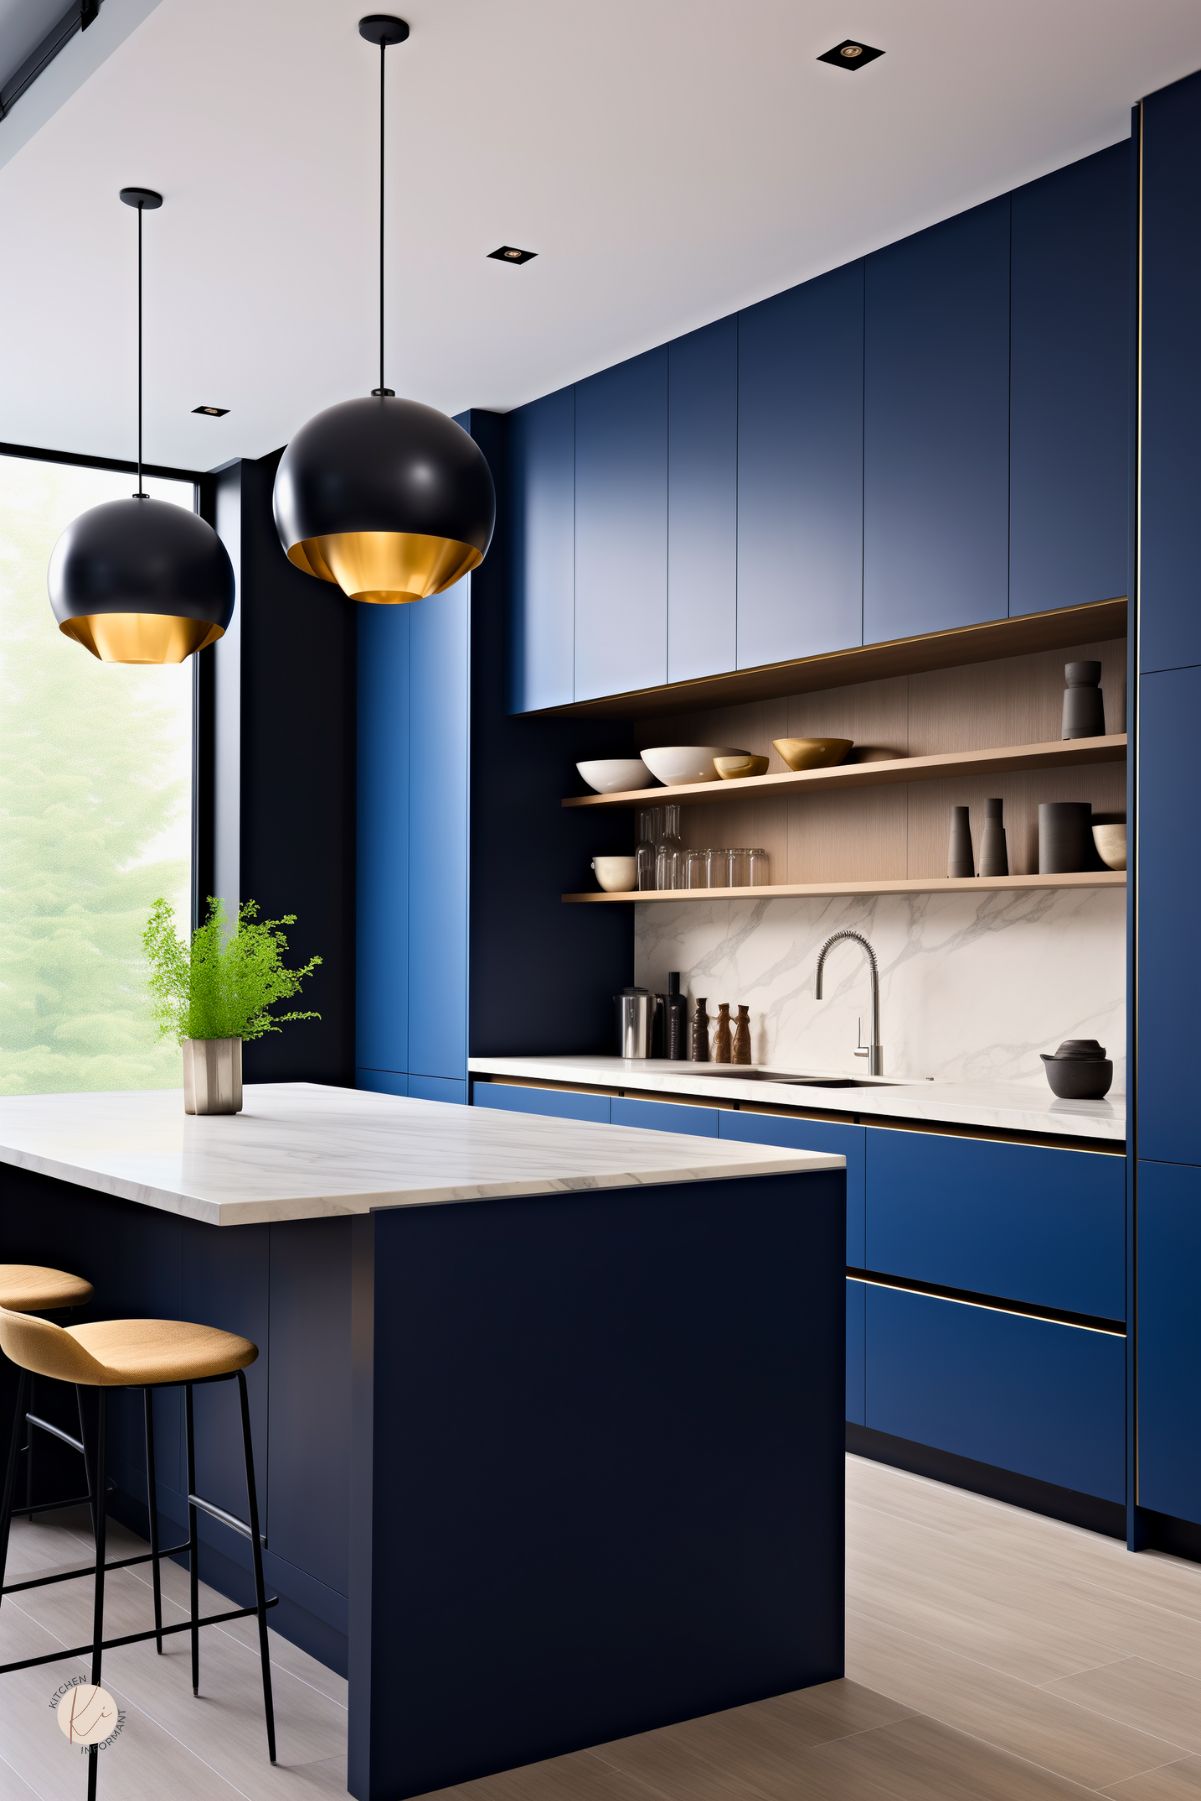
top-left (947, 805), bottom-right (974, 879)
top-left (1062, 661), bottom-right (1105, 740)
top-left (979, 798), bottom-right (1009, 877)
top-left (1038, 801), bottom-right (1093, 874)
top-left (1041, 1038), bottom-right (1113, 1101)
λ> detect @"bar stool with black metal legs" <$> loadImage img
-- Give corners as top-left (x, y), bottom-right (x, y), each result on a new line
top-left (0, 1302), bottom-right (276, 1798)
top-left (0, 1266), bottom-right (97, 1537)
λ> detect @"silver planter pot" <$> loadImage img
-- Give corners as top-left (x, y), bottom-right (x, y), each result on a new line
top-left (182, 1037), bottom-right (243, 1115)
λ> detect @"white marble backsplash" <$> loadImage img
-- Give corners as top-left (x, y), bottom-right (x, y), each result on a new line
top-left (635, 887), bottom-right (1126, 1089)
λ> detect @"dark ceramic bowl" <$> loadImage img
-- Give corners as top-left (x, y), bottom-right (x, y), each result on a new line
top-left (1041, 1054), bottom-right (1113, 1101)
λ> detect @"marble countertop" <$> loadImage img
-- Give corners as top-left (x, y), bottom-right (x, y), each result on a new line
top-left (467, 1056), bottom-right (1127, 1144)
top-left (0, 1082), bottom-right (843, 1228)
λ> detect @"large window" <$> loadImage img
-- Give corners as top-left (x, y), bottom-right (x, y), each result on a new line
top-left (0, 452), bottom-right (195, 1094)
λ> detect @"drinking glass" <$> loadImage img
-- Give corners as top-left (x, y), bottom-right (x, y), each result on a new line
top-left (705, 847), bottom-right (729, 889)
top-left (727, 848), bottom-right (750, 888)
top-left (685, 849), bottom-right (708, 889)
top-left (748, 848), bottom-right (771, 886)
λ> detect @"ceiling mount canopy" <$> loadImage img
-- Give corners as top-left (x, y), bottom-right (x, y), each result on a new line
top-left (47, 186), bottom-right (235, 664)
top-left (272, 15), bottom-right (495, 606)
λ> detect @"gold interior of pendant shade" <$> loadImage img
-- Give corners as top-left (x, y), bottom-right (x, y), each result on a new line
top-left (285, 530), bottom-right (483, 604)
top-left (58, 614), bottom-right (225, 664)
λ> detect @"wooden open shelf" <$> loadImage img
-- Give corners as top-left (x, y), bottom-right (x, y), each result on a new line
top-left (563, 872), bottom-right (1127, 904)
top-left (563, 734), bottom-right (1127, 809)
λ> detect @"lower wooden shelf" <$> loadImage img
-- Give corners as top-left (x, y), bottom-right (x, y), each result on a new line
top-left (563, 872), bottom-right (1127, 903)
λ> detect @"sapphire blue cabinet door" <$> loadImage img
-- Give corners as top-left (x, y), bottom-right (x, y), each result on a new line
top-left (1137, 1160), bottom-right (1201, 1525)
top-left (610, 1096), bottom-right (720, 1137)
top-left (574, 349), bottom-right (668, 701)
top-left (846, 1278), bottom-right (866, 1427)
top-left (1142, 71), bottom-right (1201, 672)
top-left (472, 1082), bottom-right (612, 1124)
top-left (507, 386), bottom-right (576, 711)
top-left (408, 585), bottom-right (469, 1083)
top-left (408, 1075), bottom-right (466, 1105)
top-left (357, 1069), bottom-right (408, 1097)
top-left (356, 605), bottom-right (410, 1078)
top-left (866, 1284), bottom-right (1125, 1502)
top-left (864, 199), bottom-right (1010, 644)
top-left (865, 1129), bottom-right (1126, 1321)
top-left (1010, 144), bottom-right (1132, 618)
top-left (668, 319), bottom-right (737, 682)
top-left (1137, 667), bottom-right (1201, 1166)
top-left (737, 263), bottom-right (863, 669)
top-left (717, 1110), bottom-right (865, 1264)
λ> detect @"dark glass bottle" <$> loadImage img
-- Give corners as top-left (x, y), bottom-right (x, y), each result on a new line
top-left (713, 1003), bottom-right (732, 1064)
top-left (665, 972), bottom-right (688, 1061)
top-left (689, 997), bottom-right (710, 1062)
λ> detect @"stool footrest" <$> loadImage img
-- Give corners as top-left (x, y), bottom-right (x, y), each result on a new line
top-left (188, 1490), bottom-right (259, 1544)
top-left (2, 1540), bottom-right (190, 1597)
top-left (9, 1491), bottom-right (97, 1520)
top-left (0, 1596), bottom-right (279, 1676)
top-left (24, 1412), bottom-right (85, 1457)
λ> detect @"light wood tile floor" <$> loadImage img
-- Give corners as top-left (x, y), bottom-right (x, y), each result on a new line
top-left (5, 1456), bottom-right (1201, 1799)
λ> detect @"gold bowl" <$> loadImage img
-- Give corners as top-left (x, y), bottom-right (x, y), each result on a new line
top-left (773, 737), bottom-right (853, 772)
top-left (713, 753), bottom-right (770, 781)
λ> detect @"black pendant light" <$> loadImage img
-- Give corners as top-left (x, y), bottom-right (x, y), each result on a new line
top-left (48, 188), bottom-right (235, 664)
top-left (272, 16), bottom-right (495, 605)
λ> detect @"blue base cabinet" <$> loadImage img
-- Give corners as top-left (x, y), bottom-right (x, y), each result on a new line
top-left (472, 1083), bottom-right (612, 1125)
top-left (865, 1129), bottom-right (1126, 1321)
top-left (611, 1096), bottom-right (719, 1136)
top-left (1137, 1160), bottom-right (1201, 1526)
top-left (865, 1284), bottom-right (1125, 1503)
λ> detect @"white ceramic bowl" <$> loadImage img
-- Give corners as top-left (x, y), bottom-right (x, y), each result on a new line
top-left (1092, 822), bottom-right (1127, 871)
top-left (591, 855), bottom-right (637, 893)
top-left (576, 758), bottom-right (654, 795)
top-left (640, 745), bottom-right (748, 786)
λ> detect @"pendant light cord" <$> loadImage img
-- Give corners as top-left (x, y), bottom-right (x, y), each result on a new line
top-left (372, 40), bottom-right (394, 397)
top-left (135, 200), bottom-right (146, 497)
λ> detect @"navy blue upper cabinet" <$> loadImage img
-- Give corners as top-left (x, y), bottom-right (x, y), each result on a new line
top-left (737, 263), bottom-right (864, 669)
top-left (668, 319), bottom-right (737, 682)
top-left (506, 386), bottom-right (575, 712)
top-left (1137, 665), bottom-right (1201, 1166)
top-left (574, 348), bottom-right (668, 701)
top-left (864, 199), bottom-right (1010, 644)
top-left (356, 604), bottom-right (410, 1077)
top-left (1142, 72), bottom-right (1201, 672)
top-left (1010, 145), bottom-right (1132, 618)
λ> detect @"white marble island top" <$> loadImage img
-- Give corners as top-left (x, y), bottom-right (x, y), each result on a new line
top-left (468, 1056), bottom-right (1127, 1144)
top-left (0, 1082), bottom-right (842, 1228)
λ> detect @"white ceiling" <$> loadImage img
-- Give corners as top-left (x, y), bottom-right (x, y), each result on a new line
top-left (3, 0), bottom-right (1201, 472)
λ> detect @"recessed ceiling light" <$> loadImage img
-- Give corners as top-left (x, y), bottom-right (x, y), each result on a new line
top-left (817, 38), bottom-right (884, 70)
top-left (488, 245), bottom-right (537, 265)
top-left (192, 404), bottom-right (229, 417)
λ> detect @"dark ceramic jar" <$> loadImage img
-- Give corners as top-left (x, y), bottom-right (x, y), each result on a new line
top-left (1040, 1038), bottom-right (1113, 1100)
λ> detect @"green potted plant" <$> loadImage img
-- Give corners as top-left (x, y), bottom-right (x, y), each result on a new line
top-left (143, 897), bottom-right (322, 1114)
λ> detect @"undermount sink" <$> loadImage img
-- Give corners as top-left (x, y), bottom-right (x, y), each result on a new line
top-left (675, 1069), bottom-right (903, 1088)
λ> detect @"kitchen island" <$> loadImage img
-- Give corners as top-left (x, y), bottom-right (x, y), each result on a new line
top-left (0, 1082), bottom-right (846, 1801)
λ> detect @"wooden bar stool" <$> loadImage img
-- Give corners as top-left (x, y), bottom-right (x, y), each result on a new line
top-left (0, 1266), bottom-right (97, 1536)
top-left (0, 1302), bottom-right (276, 1797)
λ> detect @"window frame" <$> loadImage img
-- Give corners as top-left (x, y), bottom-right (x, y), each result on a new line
top-left (0, 436), bottom-right (218, 927)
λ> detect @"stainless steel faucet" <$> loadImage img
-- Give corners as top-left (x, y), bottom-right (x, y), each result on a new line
top-left (815, 930), bottom-right (884, 1076)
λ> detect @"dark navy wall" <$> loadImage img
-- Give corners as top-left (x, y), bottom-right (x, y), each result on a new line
top-left (212, 452), bottom-right (356, 1086)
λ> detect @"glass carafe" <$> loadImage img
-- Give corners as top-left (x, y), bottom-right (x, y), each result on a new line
top-left (636, 807), bottom-right (662, 893)
top-left (655, 804), bottom-right (683, 891)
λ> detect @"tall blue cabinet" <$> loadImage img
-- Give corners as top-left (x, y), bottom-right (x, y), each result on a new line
top-left (1136, 70), bottom-right (1201, 1537)
top-left (506, 385), bottom-right (575, 713)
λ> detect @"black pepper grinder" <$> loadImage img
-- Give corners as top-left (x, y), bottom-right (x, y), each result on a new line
top-left (732, 1005), bottom-right (752, 1065)
top-left (665, 972), bottom-right (688, 1061)
top-left (689, 997), bottom-right (710, 1062)
top-left (713, 1003), bottom-right (733, 1064)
